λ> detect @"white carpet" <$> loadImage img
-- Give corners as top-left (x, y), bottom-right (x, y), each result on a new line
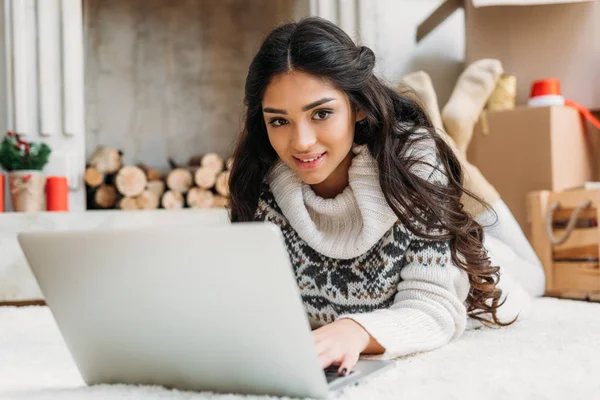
top-left (1, 298), bottom-right (599, 400)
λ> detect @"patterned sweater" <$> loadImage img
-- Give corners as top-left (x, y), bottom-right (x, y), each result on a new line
top-left (254, 144), bottom-right (470, 360)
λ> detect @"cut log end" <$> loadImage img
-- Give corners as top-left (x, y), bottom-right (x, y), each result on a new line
top-left (194, 167), bottom-right (218, 189)
top-left (166, 168), bottom-right (193, 193)
top-left (201, 153), bottom-right (224, 174)
top-left (187, 187), bottom-right (214, 208)
top-left (119, 196), bottom-right (139, 211)
top-left (115, 166), bottom-right (148, 197)
top-left (84, 167), bottom-right (105, 188)
top-left (136, 190), bottom-right (160, 210)
top-left (162, 190), bottom-right (184, 209)
top-left (226, 157), bottom-right (234, 171)
top-left (215, 171), bottom-right (230, 197)
top-left (94, 185), bottom-right (117, 208)
top-left (90, 147), bottom-right (121, 174)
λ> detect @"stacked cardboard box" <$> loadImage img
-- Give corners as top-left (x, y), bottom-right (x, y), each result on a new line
top-left (467, 106), bottom-right (595, 235)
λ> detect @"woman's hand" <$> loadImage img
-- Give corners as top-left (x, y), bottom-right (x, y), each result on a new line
top-left (312, 318), bottom-right (384, 376)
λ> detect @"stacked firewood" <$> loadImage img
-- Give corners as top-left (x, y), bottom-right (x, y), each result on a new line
top-left (85, 146), bottom-right (231, 210)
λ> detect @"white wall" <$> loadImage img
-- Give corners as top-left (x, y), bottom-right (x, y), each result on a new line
top-left (362, 0), bottom-right (465, 108)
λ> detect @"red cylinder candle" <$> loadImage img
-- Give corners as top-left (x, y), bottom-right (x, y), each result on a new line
top-left (0, 173), bottom-right (4, 212)
top-left (46, 176), bottom-right (69, 212)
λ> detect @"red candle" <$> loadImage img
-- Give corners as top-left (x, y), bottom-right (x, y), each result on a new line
top-left (46, 176), bottom-right (69, 212)
top-left (0, 173), bottom-right (4, 212)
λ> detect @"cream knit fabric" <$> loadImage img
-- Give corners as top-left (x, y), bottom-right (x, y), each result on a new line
top-left (268, 145), bottom-right (398, 260)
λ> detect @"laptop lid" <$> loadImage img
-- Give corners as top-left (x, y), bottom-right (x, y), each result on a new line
top-left (18, 222), bottom-right (329, 398)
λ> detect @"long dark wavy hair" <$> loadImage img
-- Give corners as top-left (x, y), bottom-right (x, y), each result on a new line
top-left (228, 17), bottom-right (510, 326)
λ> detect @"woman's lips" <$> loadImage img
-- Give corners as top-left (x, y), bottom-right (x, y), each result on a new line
top-left (293, 152), bottom-right (326, 170)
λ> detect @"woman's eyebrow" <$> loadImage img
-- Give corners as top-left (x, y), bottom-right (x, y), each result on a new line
top-left (262, 97), bottom-right (336, 115)
top-left (301, 97), bottom-right (335, 111)
top-left (263, 107), bottom-right (287, 115)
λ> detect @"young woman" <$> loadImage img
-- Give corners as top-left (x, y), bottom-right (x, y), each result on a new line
top-left (228, 17), bottom-right (513, 376)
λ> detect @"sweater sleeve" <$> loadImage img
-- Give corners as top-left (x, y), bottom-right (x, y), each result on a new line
top-left (337, 236), bottom-right (470, 359)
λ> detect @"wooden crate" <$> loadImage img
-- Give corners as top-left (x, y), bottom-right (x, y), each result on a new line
top-left (527, 189), bottom-right (600, 302)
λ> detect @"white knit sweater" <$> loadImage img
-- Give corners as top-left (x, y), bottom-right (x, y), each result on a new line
top-left (256, 144), bottom-right (470, 360)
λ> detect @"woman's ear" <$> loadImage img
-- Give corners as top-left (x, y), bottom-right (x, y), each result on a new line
top-left (355, 109), bottom-right (366, 122)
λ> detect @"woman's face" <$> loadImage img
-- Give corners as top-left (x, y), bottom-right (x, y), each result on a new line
top-left (262, 71), bottom-right (365, 189)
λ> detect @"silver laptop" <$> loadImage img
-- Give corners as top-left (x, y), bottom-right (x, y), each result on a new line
top-left (18, 222), bottom-right (393, 398)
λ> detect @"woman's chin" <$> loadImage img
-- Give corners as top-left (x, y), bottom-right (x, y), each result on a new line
top-left (295, 170), bottom-right (329, 186)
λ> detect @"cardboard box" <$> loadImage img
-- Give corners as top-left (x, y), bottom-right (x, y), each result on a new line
top-left (527, 188), bottom-right (600, 301)
top-left (467, 106), bottom-right (595, 235)
top-left (417, 0), bottom-right (600, 109)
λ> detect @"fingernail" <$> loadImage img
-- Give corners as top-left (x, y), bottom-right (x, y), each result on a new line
top-left (341, 368), bottom-right (347, 376)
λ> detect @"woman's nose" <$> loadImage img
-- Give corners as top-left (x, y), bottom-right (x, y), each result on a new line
top-left (291, 124), bottom-right (317, 152)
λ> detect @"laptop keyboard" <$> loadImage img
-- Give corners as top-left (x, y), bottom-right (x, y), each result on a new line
top-left (323, 365), bottom-right (355, 383)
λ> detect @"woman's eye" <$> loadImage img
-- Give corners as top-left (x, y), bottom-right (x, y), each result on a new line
top-left (313, 110), bottom-right (331, 120)
top-left (269, 118), bottom-right (288, 127)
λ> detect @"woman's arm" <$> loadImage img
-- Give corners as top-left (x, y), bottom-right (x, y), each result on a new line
top-left (337, 236), bottom-right (470, 359)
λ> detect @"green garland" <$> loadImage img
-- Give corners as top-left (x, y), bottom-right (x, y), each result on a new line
top-left (0, 132), bottom-right (51, 172)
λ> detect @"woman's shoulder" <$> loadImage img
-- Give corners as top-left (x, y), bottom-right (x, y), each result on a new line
top-left (403, 128), bottom-right (448, 186)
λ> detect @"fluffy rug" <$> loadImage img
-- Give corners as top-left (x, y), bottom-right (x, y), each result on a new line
top-left (1, 298), bottom-right (599, 400)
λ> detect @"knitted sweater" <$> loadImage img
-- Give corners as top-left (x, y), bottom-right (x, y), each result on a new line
top-left (254, 143), bottom-right (470, 360)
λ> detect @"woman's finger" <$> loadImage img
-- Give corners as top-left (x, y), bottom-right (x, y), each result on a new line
top-left (338, 352), bottom-right (360, 376)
